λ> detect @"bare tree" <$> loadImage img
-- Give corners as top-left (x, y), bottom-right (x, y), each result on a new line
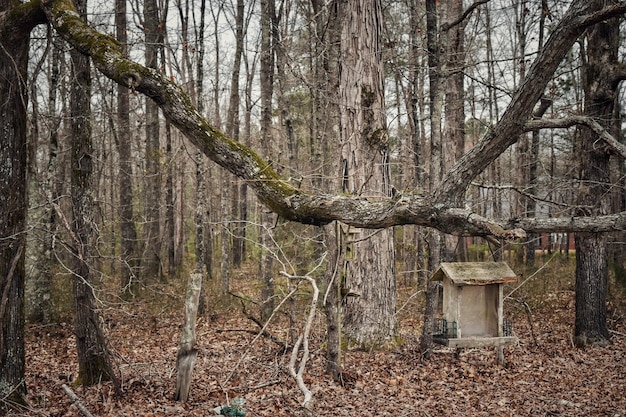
top-left (226, 0), bottom-right (246, 268)
top-left (116, 0), bottom-right (139, 297)
top-left (259, 0), bottom-right (277, 320)
top-left (142, 0), bottom-right (164, 281)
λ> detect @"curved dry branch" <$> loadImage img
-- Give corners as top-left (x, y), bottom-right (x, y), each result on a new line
top-left (38, 0), bottom-right (520, 238)
top-left (39, 0), bottom-right (626, 239)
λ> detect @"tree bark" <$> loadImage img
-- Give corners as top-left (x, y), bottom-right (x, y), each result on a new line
top-left (259, 0), bottom-right (276, 321)
top-left (226, 0), bottom-right (246, 268)
top-left (338, 0), bottom-right (396, 347)
top-left (115, 0), bottom-right (139, 298)
top-left (142, 0), bottom-right (163, 281)
top-left (174, 272), bottom-right (202, 402)
top-left (193, 0), bottom-right (208, 315)
top-left (573, 4), bottom-right (621, 347)
top-left (0, 2), bottom-right (43, 409)
top-left (69, 0), bottom-right (118, 389)
top-left (574, 233), bottom-right (609, 346)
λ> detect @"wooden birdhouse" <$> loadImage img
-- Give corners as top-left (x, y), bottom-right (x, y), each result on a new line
top-left (430, 262), bottom-right (517, 349)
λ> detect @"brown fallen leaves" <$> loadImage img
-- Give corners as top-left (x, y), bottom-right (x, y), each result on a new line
top-left (14, 277), bottom-right (626, 417)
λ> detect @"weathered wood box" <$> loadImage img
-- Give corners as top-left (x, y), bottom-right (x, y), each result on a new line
top-left (431, 262), bottom-right (517, 349)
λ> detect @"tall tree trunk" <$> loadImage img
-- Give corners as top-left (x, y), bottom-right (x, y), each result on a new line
top-left (526, 98), bottom-right (552, 267)
top-left (28, 34), bottom-right (63, 323)
top-left (442, 0), bottom-right (467, 262)
top-left (514, 0), bottom-right (529, 266)
top-left (420, 0), bottom-right (443, 357)
top-left (0, 1), bottom-right (35, 407)
top-left (116, 0), bottom-right (139, 297)
top-left (259, 0), bottom-right (276, 321)
top-left (226, 0), bottom-right (246, 268)
top-left (69, 0), bottom-right (118, 388)
top-left (573, 2), bottom-right (620, 347)
top-left (219, 169), bottom-right (231, 295)
top-left (165, 120), bottom-right (176, 277)
top-left (193, 0), bottom-right (208, 315)
top-left (143, 0), bottom-right (163, 281)
top-left (309, 0), bottom-right (342, 376)
top-left (339, 0), bottom-right (396, 348)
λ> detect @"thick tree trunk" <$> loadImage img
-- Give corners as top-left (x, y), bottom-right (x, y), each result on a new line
top-left (339, 0), bottom-right (396, 347)
top-left (0, 3), bottom-right (37, 408)
top-left (69, 0), bottom-right (118, 389)
top-left (573, 2), bottom-right (620, 347)
top-left (574, 233), bottom-right (609, 346)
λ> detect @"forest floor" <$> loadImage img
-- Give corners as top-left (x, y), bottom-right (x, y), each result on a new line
top-left (14, 256), bottom-right (626, 416)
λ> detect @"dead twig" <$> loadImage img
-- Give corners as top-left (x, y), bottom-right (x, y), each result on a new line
top-left (609, 329), bottom-right (626, 338)
top-left (61, 384), bottom-right (94, 417)
top-left (282, 270), bottom-right (319, 408)
top-left (508, 297), bottom-right (539, 347)
top-left (216, 327), bottom-right (287, 351)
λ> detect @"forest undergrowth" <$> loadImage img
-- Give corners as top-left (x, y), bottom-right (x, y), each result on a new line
top-left (15, 254), bottom-right (626, 416)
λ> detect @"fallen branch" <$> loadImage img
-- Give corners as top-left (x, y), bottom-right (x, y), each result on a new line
top-left (281, 271), bottom-right (319, 408)
top-left (609, 329), bottom-right (626, 338)
top-left (61, 384), bottom-right (94, 417)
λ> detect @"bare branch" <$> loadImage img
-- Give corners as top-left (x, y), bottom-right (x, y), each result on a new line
top-left (282, 271), bottom-right (318, 408)
top-left (61, 384), bottom-right (94, 417)
top-left (441, 0), bottom-right (490, 31)
top-left (40, 0), bottom-right (626, 238)
top-left (435, 0), bottom-right (626, 204)
top-left (524, 116), bottom-right (626, 159)
top-left (575, 1), bottom-right (626, 28)
top-left (508, 212), bottom-right (626, 233)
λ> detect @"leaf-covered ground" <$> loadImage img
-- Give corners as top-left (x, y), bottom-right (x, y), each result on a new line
top-left (14, 261), bottom-right (626, 416)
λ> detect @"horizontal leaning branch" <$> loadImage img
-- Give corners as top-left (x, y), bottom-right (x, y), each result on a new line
top-left (525, 116), bottom-right (626, 159)
top-left (40, 0), bottom-right (626, 238)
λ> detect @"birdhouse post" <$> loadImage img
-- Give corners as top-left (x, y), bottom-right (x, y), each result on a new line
top-left (430, 262), bottom-right (517, 350)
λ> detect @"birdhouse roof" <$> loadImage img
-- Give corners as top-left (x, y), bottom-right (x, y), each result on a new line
top-left (430, 262), bottom-right (517, 286)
